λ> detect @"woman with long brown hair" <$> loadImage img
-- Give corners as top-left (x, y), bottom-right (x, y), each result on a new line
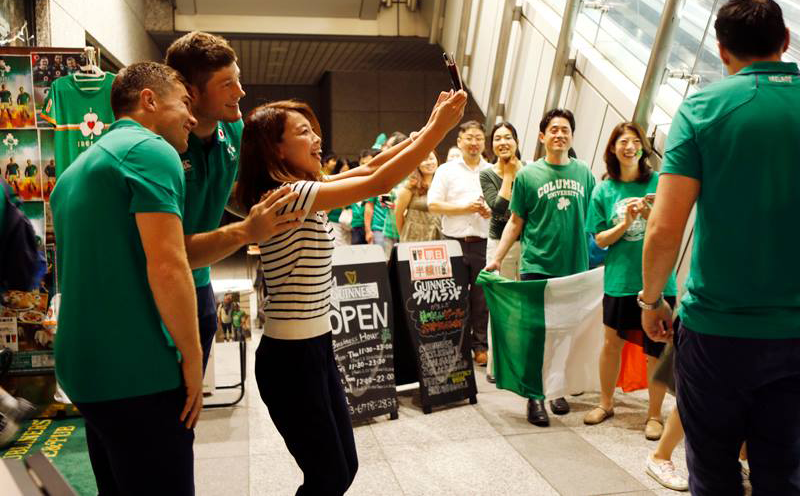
top-left (394, 150), bottom-right (442, 242)
top-left (236, 91), bottom-right (466, 495)
top-left (584, 122), bottom-right (678, 439)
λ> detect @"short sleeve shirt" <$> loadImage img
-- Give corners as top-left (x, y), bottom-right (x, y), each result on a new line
top-left (510, 158), bottom-right (595, 277)
top-left (587, 173), bottom-right (676, 296)
top-left (367, 197), bottom-right (387, 231)
top-left (51, 119), bottom-right (185, 402)
top-left (661, 61), bottom-right (800, 339)
top-left (427, 158), bottom-right (491, 238)
top-left (180, 120), bottom-right (243, 288)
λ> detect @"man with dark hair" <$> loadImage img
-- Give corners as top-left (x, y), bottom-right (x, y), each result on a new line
top-left (486, 108), bottom-right (595, 426)
top-left (166, 31), bottom-right (301, 372)
top-left (50, 61), bottom-right (201, 494)
top-left (428, 120), bottom-right (492, 365)
top-left (641, 1), bottom-right (800, 494)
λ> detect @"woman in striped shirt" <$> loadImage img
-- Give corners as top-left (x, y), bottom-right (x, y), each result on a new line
top-left (236, 90), bottom-right (466, 495)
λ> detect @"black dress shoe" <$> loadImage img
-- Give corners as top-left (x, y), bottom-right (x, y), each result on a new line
top-left (549, 397), bottom-right (570, 415)
top-left (527, 399), bottom-right (550, 426)
top-left (486, 373), bottom-right (496, 384)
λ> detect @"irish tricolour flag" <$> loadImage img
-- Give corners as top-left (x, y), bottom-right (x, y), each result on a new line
top-left (477, 268), bottom-right (604, 400)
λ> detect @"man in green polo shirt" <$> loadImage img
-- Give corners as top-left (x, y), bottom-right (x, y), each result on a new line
top-left (50, 62), bottom-right (202, 494)
top-left (166, 32), bottom-right (303, 371)
top-left (641, 1), bottom-right (800, 493)
top-left (486, 108), bottom-right (595, 427)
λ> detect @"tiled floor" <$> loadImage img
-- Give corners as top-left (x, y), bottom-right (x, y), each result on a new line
top-left (197, 334), bottom-right (687, 496)
top-left (200, 253), bottom-right (688, 495)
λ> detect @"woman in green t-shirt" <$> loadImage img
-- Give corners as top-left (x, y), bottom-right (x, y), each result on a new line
top-left (584, 122), bottom-right (679, 442)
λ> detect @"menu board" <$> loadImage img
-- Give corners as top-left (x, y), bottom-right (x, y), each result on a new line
top-left (393, 240), bottom-right (477, 414)
top-left (329, 245), bottom-right (398, 422)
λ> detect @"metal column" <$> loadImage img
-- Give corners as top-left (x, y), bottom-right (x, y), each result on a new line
top-left (536, 0), bottom-right (582, 158)
top-left (455, 0), bottom-right (474, 69)
top-left (484, 0), bottom-right (519, 130)
top-left (632, 0), bottom-right (686, 130)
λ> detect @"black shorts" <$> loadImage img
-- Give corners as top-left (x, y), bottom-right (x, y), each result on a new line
top-left (602, 294), bottom-right (676, 358)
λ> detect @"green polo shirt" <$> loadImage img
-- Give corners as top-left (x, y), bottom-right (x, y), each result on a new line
top-left (367, 197), bottom-right (387, 231)
top-left (510, 158), bottom-right (595, 277)
top-left (180, 120), bottom-right (243, 288)
top-left (662, 61), bottom-right (800, 339)
top-left (51, 119), bottom-right (185, 402)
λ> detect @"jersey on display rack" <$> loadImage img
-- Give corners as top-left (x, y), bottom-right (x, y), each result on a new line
top-left (40, 73), bottom-right (115, 178)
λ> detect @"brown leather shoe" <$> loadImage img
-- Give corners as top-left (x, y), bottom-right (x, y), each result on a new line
top-left (474, 350), bottom-right (488, 366)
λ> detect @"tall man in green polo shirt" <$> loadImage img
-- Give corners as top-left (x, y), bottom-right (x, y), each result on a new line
top-left (486, 109), bottom-right (595, 427)
top-left (641, 1), bottom-right (800, 493)
top-left (51, 62), bottom-right (201, 495)
top-left (166, 32), bottom-right (303, 371)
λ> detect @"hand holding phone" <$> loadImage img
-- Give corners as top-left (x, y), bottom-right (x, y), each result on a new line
top-left (443, 52), bottom-right (463, 91)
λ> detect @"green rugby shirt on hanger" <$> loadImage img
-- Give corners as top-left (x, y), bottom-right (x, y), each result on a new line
top-left (40, 73), bottom-right (115, 177)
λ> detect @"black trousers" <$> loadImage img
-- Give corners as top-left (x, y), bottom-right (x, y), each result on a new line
top-left (675, 324), bottom-right (800, 495)
top-left (449, 237), bottom-right (488, 352)
top-left (75, 387), bottom-right (194, 496)
top-left (196, 284), bottom-right (217, 372)
top-left (255, 333), bottom-right (358, 496)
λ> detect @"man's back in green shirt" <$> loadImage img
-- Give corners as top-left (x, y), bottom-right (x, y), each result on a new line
top-left (662, 61), bottom-right (800, 339)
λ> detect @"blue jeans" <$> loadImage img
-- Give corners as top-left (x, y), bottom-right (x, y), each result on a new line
top-left (675, 324), bottom-right (800, 495)
top-left (350, 226), bottom-right (366, 245)
top-left (196, 284), bottom-right (217, 372)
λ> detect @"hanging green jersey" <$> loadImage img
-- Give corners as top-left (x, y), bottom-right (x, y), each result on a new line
top-left (510, 158), bottom-right (596, 277)
top-left (587, 173), bottom-right (677, 297)
top-left (41, 73), bottom-right (116, 178)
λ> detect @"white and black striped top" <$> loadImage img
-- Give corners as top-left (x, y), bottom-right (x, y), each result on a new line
top-left (259, 181), bottom-right (334, 340)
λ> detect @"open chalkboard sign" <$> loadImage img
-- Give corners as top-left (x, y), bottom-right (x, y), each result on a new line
top-left (329, 245), bottom-right (399, 422)
top-left (393, 240), bottom-right (478, 413)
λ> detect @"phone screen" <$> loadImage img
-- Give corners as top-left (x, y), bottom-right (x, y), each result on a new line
top-left (442, 52), bottom-right (463, 91)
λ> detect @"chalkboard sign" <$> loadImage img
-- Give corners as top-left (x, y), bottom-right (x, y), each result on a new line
top-left (393, 240), bottom-right (478, 413)
top-left (329, 245), bottom-right (398, 422)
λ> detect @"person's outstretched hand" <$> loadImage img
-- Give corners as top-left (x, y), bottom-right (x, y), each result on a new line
top-left (430, 90), bottom-right (468, 133)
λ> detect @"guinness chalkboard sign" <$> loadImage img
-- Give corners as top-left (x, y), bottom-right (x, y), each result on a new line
top-left (393, 240), bottom-right (478, 413)
top-left (329, 245), bottom-right (399, 422)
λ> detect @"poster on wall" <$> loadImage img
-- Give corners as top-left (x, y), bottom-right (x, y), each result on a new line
top-left (0, 55), bottom-right (35, 129)
top-left (31, 52), bottom-right (82, 127)
top-left (38, 129), bottom-right (55, 200)
top-left (0, 128), bottom-right (41, 200)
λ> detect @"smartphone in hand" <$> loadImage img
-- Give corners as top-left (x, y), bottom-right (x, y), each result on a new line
top-left (443, 52), bottom-right (463, 91)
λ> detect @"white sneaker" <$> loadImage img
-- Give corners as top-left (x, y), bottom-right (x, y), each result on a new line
top-left (646, 454), bottom-right (689, 492)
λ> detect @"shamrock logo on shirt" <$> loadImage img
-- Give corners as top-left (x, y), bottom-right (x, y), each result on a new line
top-left (79, 111), bottom-right (105, 138)
top-left (557, 197), bottom-right (571, 211)
top-left (3, 133), bottom-right (18, 151)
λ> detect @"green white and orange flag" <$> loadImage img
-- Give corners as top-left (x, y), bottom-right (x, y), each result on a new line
top-left (477, 268), bottom-right (604, 400)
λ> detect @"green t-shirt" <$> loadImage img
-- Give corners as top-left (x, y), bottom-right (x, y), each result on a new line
top-left (367, 197), bottom-right (387, 231)
top-left (232, 309), bottom-right (244, 327)
top-left (6, 163), bottom-right (19, 176)
top-left (350, 202), bottom-right (365, 228)
top-left (41, 73), bottom-right (116, 178)
top-left (328, 207), bottom-right (342, 223)
top-left (382, 188), bottom-right (400, 239)
top-left (180, 120), bottom-right (243, 288)
top-left (0, 90), bottom-right (10, 103)
top-left (510, 158), bottom-right (595, 277)
top-left (16, 92), bottom-right (30, 105)
top-left (24, 164), bottom-right (37, 177)
top-left (587, 173), bottom-right (677, 297)
top-left (50, 119), bottom-right (185, 402)
top-left (662, 61), bottom-right (800, 339)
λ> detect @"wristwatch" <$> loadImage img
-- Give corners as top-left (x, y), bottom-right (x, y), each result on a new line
top-left (637, 291), bottom-right (663, 310)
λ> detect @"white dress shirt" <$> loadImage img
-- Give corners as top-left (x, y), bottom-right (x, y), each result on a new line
top-left (427, 157), bottom-right (491, 238)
